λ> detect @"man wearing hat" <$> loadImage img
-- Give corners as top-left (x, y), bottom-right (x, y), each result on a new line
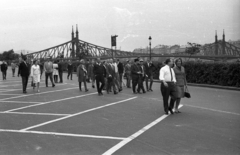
top-left (131, 58), bottom-right (141, 94)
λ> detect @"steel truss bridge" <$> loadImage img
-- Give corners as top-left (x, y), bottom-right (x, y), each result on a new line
top-left (26, 27), bottom-right (240, 61)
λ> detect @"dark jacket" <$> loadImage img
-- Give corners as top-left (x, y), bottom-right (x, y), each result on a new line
top-left (67, 64), bottom-right (73, 72)
top-left (144, 62), bottom-right (155, 77)
top-left (58, 62), bottom-right (63, 72)
top-left (1, 63), bottom-right (8, 72)
top-left (131, 63), bottom-right (140, 80)
top-left (18, 61), bottom-right (30, 77)
top-left (93, 63), bottom-right (105, 77)
top-left (117, 62), bottom-right (124, 74)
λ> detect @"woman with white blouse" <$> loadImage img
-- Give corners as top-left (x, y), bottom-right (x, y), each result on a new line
top-left (31, 60), bottom-right (41, 92)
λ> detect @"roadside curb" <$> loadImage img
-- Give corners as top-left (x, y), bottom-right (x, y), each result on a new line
top-left (153, 80), bottom-right (240, 91)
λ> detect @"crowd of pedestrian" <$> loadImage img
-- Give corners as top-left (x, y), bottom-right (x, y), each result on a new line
top-left (1, 56), bottom-right (188, 115)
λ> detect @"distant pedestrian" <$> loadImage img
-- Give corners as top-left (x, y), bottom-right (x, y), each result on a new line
top-left (11, 61), bottom-right (17, 77)
top-left (44, 57), bottom-right (55, 87)
top-left (93, 58), bottom-right (105, 96)
top-left (159, 58), bottom-right (176, 115)
top-left (88, 59), bottom-right (96, 88)
top-left (39, 61), bottom-right (44, 79)
top-left (67, 60), bottom-right (73, 80)
top-left (1, 61), bottom-right (8, 80)
top-left (31, 59), bottom-right (41, 92)
top-left (18, 56), bottom-right (30, 93)
top-left (131, 58), bottom-right (141, 94)
top-left (144, 59), bottom-right (155, 91)
top-left (124, 60), bottom-right (132, 88)
top-left (77, 59), bottom-right (88, 92)
top-left (53, 60), bottom-right (59, 83)
top-left (58, 60), bottom-right (63, 83)
top-left (117, 59), bottom-right (124, 90)
top-left (137, 59), bottom-right (146, 93)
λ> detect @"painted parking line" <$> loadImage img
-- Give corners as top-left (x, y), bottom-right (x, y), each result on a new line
top-left (0, 111), bottom-right (70, 116)
top-left (0, 81), bottom-right (21, 84)
top-left (0, 86), bottom-right (78, 101)
top-left (5, 91), bottom-right (97, 113)
top-left (0, 129), bottom-right (126, 140)
top-left (0, 94), bottom-right (25, 96)
top-left (0, 100), bottom-right (42, 104)
top-left (0, 84), bottom-right (22, 87)
top-left (20, 97), bottom-right (137, 131)
top-left (184, 104), bottom-right (240, 116)
top-left (102, 105), bottom-right (183, 155)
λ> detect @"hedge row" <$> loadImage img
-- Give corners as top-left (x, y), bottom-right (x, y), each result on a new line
top-left (153, 61), bottom-right (240, 87)
top-left (60, 60), bottom-right (240, 87)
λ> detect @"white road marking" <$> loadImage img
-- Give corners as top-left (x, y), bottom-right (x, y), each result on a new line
top-left (4, 91), bottom-right (96, 113)
top-left (0, 81), bottom-right (21, 84)
top-left (0, 111), bottom-right (70, 116)
top-left (0, 86), bottom-right (78, 101)
top-left (184, 104), bottom-right (240, 116)
top-left (20, 97), bottom-right (137, 131)
top-left (0, 84), bottom-right (22, 87)
top-left (0, 94), bottom-right (24, 95)
top-left (0, 129), bottom-right (125, 140)
top-left (0, 100), bottom-right (42, 104)
top-left (102, 105), bottom-right (183, 155)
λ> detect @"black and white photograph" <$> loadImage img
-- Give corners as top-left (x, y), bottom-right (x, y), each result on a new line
top-left (0, 0), bottom-right (240, 154)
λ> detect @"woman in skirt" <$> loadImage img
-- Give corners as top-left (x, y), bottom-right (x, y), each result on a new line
top-left (31, 59), bottom-right (41, 92)
top-left (53, 60), bottom-right (59, 83)
top-left (171, 58), bottom-right (187, 113)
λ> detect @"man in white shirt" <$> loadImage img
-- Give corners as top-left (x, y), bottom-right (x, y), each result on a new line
top-left (159, 58), bottom-right (176, 115)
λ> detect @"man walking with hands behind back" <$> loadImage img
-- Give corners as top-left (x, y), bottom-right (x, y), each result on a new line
top-left (159, 58), bottom-right (176, 115)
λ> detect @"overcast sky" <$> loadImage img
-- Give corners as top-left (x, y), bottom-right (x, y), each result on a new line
top-left (0, 0), bottom-right (240, 52)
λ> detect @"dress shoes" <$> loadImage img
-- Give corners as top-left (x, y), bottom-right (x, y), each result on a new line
top-left (168, 108), bottom-right (174, 114)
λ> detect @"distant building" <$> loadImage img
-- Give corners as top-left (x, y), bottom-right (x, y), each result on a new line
top-left (132, 44), bottom-right (188, 54)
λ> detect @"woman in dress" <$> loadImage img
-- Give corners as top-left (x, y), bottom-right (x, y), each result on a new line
top-left (77, 59), bottom-right (88, 92)
top-left (53, 60), bottom-right (59, 83)
top-left (31, 59), bottom-right (41, 92)
top-left (171, 58), bottom-right (187, 113)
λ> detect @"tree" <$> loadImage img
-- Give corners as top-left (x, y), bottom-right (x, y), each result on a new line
top-left (185, 42), bottom-right (201, 61)
top-left (0, 49), bottom-right (20, 61)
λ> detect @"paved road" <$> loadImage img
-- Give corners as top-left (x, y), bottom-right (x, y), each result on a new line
top-left (0, 69), bottom-right (240, 155)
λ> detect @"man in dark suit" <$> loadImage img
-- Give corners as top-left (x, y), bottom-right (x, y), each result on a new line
top-left (117, 59), bottom-right (124, 90)
top-left (144, 59), bottom-right (155, 91)
top-left (18, 56), bottom-right (30, 93)
top-left (137, 59), bottom-right (146, 93)
top-left (1, 61), bottom-right (8, 80)
top-left (131, 58), bottom-right (141, 94)
top-left (67, 60), bottom-right (73, 80)
top-left (58, 60), bottom-right (63, 83)
top-left (93, 58), bottom-right (105, 96)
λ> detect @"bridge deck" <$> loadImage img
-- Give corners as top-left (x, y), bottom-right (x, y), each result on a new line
top-left (0, 69), bottom-right (240, 154)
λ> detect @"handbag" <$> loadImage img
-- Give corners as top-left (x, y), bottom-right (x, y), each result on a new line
top-left (184, 85), bottom-right (191, 98)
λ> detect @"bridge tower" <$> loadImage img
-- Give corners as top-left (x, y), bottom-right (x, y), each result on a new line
top-left (222, 29), bottom-right (226, 55)
top-left (215, 30), bottom-right (218, 55)
top-left (71, 26), bottom-right (75, 58)
top-left (75, 24), bottom-right (79, 58)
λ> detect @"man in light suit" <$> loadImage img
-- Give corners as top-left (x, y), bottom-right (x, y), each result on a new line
top-left (44, 57), bottom-right (55, 87)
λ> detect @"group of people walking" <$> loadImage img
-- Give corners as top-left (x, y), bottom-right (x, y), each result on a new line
top-left (2, 56), bottom-right (188, 115)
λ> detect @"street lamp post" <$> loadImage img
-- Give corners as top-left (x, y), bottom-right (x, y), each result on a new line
top-left (149, 36), bottom-right (152, 60)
